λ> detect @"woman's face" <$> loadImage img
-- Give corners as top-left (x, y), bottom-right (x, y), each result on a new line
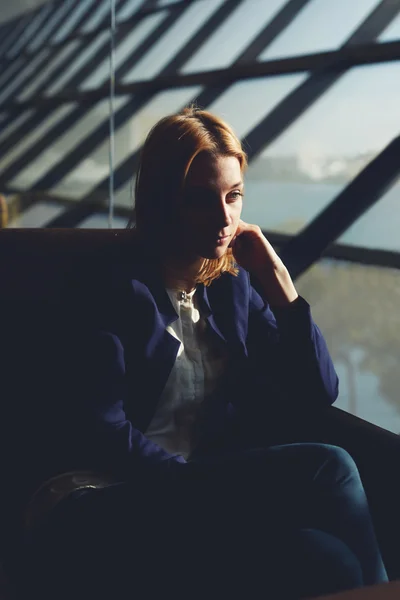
top-left (174, 153), bottom-right (243, 260)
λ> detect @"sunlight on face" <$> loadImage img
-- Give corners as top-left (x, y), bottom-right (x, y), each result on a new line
top-left (177, 153), bottom-right (243, 260)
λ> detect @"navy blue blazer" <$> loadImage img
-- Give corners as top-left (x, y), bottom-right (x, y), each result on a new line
top-left (61, 253), bottom-right (339, 482)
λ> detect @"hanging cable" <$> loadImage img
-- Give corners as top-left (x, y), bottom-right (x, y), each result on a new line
top-left (108, 0), bottom-right (116, 229)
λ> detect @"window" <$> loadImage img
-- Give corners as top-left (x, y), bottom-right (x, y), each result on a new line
top-left (78, 214), bottom-right (129, 228)
top-left (5, 5), bottom-right (51, 58)
top-left (0, 111), bottom-right (35, 145)
top-left (7, 199), bottom-right (66, 228)
top-left (44, 32), bottom-right (110, 96)
top-left (379, 13), bottom-right (400, 42)
top-left (79, 12), bottom-right (166, 90)
top-left (122, 0), bottom-right (225, 83)
top-left (296, 259), bottom-right (400, 433)
top-left (0, 57), bottom-right (25, 90)
top-left (180, 0), bottom-right (287, 73)
top-left (0, 104), bottom-right (77, 175)
top-left (17, 40), bottom-right (81, 101)
top-left (242, 63), bottom-right (400, 234)
top-left (49, 87), bottom-right (201, 199)
top-left (337, 180), bottom-right (400, 252)
top-left (259, 0), bottom-right (380, 62)
top-left (8, 98), bottom-right (127, 191)
top-left (26, 0), bottom-right (75, 53)
top-left (207, 74), bottom-right (308, 140)
top-left (0, 48), bottom-right (51, 106)
top-left (117, 0), bottom-right (146, 22)
top-left (0, 16), bottom-right (28, 57)
top-left (51, 0), bottom-right (96, 44)
top-left (80, 0), bottom-right (112, 34)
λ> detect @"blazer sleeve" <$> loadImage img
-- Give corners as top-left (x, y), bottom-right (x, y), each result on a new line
top-left (246, 273), bottom-right (339, 410)
top-left (69, 329), bottom-right (186, 479)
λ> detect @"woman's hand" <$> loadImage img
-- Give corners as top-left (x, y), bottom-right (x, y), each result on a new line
top-left (230, 219), bottom-right (299, 307)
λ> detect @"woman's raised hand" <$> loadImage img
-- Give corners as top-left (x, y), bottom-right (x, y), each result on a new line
top-left (230, 219), bottom-right (299, 307)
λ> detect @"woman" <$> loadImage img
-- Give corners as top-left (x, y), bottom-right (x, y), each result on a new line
top-left (16, 107), bottom-right (387, 599)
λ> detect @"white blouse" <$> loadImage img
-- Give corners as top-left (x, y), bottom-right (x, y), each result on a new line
top-left (144, 288), bottom-right (228, 460)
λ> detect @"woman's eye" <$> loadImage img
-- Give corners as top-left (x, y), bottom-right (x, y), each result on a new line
top-left (228, 191), bottom-right (243, 202)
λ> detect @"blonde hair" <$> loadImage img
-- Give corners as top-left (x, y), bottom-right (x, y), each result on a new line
top-left (129, 105), bottom-right (247, 286)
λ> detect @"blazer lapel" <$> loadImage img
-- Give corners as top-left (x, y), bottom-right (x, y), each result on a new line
top-left (125, 261), bottom-right (180, 430)
top-left (200, 271), bottom-right (249, 358)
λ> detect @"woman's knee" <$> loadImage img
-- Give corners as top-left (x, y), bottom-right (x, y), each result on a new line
top-left (307, 443), bottom-right (361, 486)
top-left (287, 528), bottom-right (364, 597)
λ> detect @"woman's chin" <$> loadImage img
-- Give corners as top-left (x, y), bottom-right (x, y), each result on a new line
top-left (201, 246), bottom-right (228, 260)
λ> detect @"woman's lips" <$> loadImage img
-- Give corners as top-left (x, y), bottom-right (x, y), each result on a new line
top-left (216, 235), bottom-right (230, 245)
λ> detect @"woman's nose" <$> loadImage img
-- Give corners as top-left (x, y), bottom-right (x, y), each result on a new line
top-left (215, 200), bottom-right (231, 227)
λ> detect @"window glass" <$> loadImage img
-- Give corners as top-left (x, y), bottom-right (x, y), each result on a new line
top-left (0, 111), bottom-right (35, 145)
top-left (337, 181), bottom-right (400, 252)
top-left (78, 214), bottom-right (128, 228)
top-left (0, 104), bottom-right (77, 174)
top-left (117, 0), bottom-right (145, 22)
top-left (51, 0), bottom-right (96, 44)
top-left (5, 6), bottom-right (51, 58)
top-left (122, 0), bottom-right (225, 83)
top-left (44, 31), bottom-right (109, 96)
top-left (17, 40), bottom-right (81, 101)
top-left (0, 17), bottom-right (26, 56)
top-left (114, 179), bottom-right (135, 209)
top-left (8, 98), bottom-right (127, 190)
top-left (208, 74), bottom-right (308, 140)
top-left (0, 48), bottom-right (51, 106)
top-left (156, 0), bottom-right (181, 5)
top-left (259, 0), bottom-right (380, 62)
top-left (26, 0), bottom-right (75, 53)
top-left (80, 12), bottom-right (166, 90)
top-left (180, 0), bottom-right (286, 74)
top-left (296, 260), bottom-right (400, 433)
top-left (49, 87), bottom-right (202, 199)
top-left (80, 0), bottom-right (112, 34)
top-left (0, 57), bottom-right (25, 90)
top-left (242, 63), bottom-right (400, 235)
top-left (379, 13), bottom-right (400, 42)
top-left (7, 200), bottom-right (66, 228)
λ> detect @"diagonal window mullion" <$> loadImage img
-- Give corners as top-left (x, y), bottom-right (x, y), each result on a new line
top-left (280, 136), bottom-right (400, 279)
top-left (192, 0), bottom-right (312, 109)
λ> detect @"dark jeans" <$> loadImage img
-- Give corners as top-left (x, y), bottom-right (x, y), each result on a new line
top-left (16, 444), bottom-right (387, 600)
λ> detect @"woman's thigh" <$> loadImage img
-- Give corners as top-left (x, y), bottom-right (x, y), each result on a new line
top-left (188, 443), bottom-right (356, 520)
